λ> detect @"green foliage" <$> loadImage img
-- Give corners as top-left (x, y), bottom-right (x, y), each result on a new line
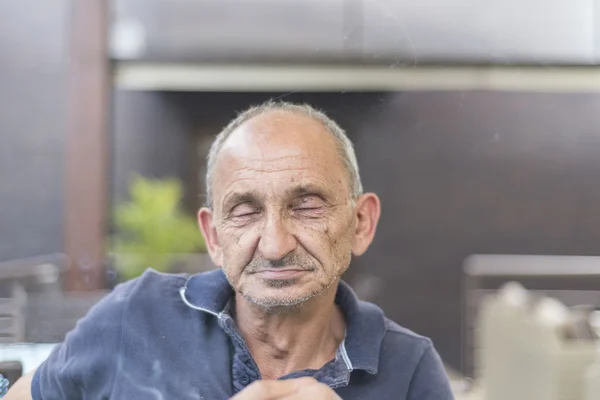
top-left (110, 176), bottom-right (206, 280)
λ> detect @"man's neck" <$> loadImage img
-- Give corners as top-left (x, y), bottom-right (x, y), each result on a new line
top-left (233, 285), bottom-right (346, 380)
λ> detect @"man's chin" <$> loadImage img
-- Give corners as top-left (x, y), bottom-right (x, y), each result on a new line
top-left (239, 276), bottom-right (335, 312)
top-left (261, 277), bottom-right (302, 288)
top-left (249, 299), bottom-right (307, 314)
top-left (242, 288), bottom-right (315, 313)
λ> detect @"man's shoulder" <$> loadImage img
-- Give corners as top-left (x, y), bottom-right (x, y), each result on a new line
top-left (366, 302), bottom-right (434, 363)
top-left (382, 317), bottom-right (432, 351)
top-left (378, 316), bottom-right (440, 375)
top-left (85, 268), bottom-right (230, 328)
top-left (373, 317), bottom-right (452, 398)
top-left (117, 268), bottom-right (189, 297)
top-left (71, 269), bottom-right (188, 326)
top-left (382, 317), bottom-right (433, 359)
top-left (354, 297), bottom-right (433, 356)
top-left (343, 299), bottom-right (450, 397)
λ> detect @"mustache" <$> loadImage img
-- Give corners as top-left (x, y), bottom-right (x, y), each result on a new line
top-left (245, 252), bottom-right (317, 273)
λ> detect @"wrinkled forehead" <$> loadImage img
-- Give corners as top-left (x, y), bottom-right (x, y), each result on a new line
top-left (212, 111), bottom-right (350, 206)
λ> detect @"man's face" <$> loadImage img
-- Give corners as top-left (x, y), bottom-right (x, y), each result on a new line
top-left (203, 111), bottom-right (357, 309)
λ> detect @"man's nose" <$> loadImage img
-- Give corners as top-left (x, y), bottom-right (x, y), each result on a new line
top-left (258, 213), bottom-right (297, 261)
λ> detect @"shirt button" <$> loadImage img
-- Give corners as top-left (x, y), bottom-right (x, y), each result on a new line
top-left (240, 374), bottom-right (249, 386)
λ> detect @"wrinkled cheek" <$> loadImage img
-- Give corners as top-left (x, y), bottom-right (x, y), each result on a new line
top-left (301, 218), bottom-right (331, 235)
top-left (336, 250), bottom-right (352, 272)
top-left (220, 228), bottom-right (259, 283)
top-left (328, 230), bottom-right (355, 274)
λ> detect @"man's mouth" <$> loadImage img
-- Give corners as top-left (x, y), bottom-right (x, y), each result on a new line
top-left (252, 268), bottom-right (313, 280)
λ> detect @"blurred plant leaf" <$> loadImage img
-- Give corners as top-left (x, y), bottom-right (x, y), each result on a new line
top-left (110, 176), bottom-right (206, 281)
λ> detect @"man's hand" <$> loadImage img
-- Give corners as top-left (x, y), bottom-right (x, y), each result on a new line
top-left (3, 369), bottom-right (35, 400)
top-left (230, 377), bottom-right (341, 399)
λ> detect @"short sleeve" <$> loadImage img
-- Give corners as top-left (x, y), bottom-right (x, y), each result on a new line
top-left (407, 343), bottom-right (455, 400)
top-left (31, 281), bottom-right (133, 399)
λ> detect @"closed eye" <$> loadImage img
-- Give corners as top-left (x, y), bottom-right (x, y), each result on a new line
top-left (229, 202), bottom-right (260, 219)
top-left (233, 211), bottom-right (259, 218)
top-left (291, 195), bottom-right (326, 215)
top-left (293, 194), bottom-right (324, 208)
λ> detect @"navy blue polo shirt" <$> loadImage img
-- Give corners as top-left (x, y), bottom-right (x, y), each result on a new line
top-left (32, 269), bottom-right (454, 399)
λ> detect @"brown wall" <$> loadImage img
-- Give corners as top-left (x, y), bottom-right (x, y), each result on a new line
top-left (166, 90), bottom-right (600, 371)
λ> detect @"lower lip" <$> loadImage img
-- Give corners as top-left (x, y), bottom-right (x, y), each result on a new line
top-left (255, 269), bottom-right (310, 280)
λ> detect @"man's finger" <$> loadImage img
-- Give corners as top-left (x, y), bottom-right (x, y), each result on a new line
top-left (277, 378), bottom-right (341, 400)
top-left (230, 379), bottom-right (300, 399)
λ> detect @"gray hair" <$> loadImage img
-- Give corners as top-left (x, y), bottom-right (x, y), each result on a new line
top-left (205, 101), bottom-right (363, 208)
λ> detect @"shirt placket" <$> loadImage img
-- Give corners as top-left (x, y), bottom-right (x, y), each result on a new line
top-left (218, 314), bottom-right (262, 393)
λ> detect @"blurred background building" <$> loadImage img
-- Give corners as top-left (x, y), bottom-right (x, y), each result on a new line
top-left (2, 0), bottom-right (600, 397)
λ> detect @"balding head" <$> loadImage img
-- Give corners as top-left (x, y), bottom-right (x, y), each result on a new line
top-left (205, 101), bottom-right (363, 208)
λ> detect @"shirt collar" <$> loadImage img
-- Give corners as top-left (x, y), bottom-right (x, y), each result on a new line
top-left (180, 269), bottom-right (386, 374)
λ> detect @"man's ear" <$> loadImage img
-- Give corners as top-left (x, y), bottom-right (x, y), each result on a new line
top-left (198, 207), bottom-right (223, 266)
top-left (351, 193), bottom-right (381, 257)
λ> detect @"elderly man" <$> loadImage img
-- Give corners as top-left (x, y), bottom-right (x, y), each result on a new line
top-left (7, 102), bottom-right (453, 399)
